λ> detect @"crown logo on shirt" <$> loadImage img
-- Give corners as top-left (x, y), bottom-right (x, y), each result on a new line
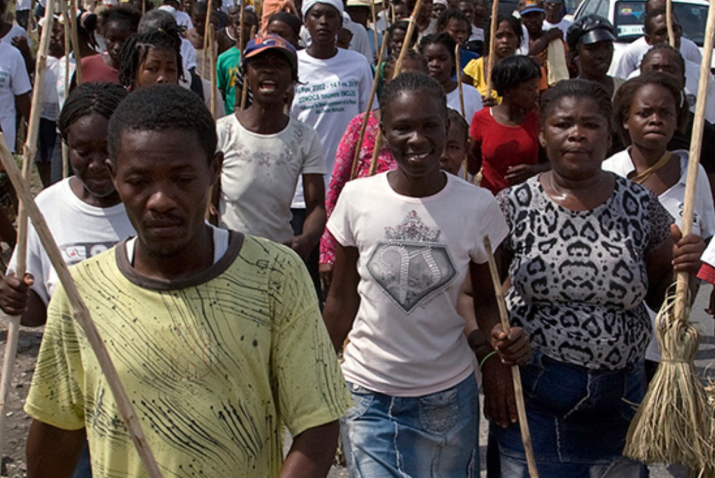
top-left (384, 211), bottom-right (441, 243)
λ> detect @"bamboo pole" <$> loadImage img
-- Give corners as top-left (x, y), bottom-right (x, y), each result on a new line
top-left (0, 137), bottom-right (165, 477)
top-left (0, 0), bottom-right (55, 450)
top-left (368, 0), bottom-right (423, 175)
top-left (349, 26), bottom-right (389, 180)
top-left (484, 237), bottom-right (539, 478)
top-left (666, 0), bottom-right (675, 48)
top-left (455, 43), bottom-right (468, 180)
top-left (69, 0), bottom-right (82, 85)
top-left (485, 0), bottom-right (499, 98)
top-left (60, 0), bottom-right (71, 179)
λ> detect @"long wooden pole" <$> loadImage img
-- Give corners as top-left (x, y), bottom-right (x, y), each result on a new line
top-left (202, 0), bottom-right (214, 78)
top-left (484, 237), bottom-right (539, 478)
top-left (209, 25), bottom-right (218, 119)
top-left (665, 0), bottom-right (675, 48)
top-left (370, 0), bottom-right (380, 62)
top-left (0, 137), bottom-right (166, 478)
top-left (239, 25), bottom-right (256, 110)
top-left (485, 0), bottom-right (499, 98)
top-left (673, 0), bottom-right (715, 320)
top-left (69, 0), bottom-right (82, 85)
top-left (0, 0), bottom-right (55, 450)
top-left (60, 0), bottom-right (71, 179)
top-left (349, 27), bottom-right (389, 180)
top-left (368, 0), bottom-right (423, 175)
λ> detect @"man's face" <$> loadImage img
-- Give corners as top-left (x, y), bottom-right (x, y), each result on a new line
top-left (641, 50), bottom-right (685, 88)
top-left (577, 39), bottom-right (614, 77)
top-left (646, 13), bottom-right (682, 49)
top-left (109, 129), bottom-right (221, 258)
top-left (521, 11), bottom-right (544, 35)
top-left (457, 0), bottom-right (474, 23)
top-left (444, 18), bottom-right (469, 44)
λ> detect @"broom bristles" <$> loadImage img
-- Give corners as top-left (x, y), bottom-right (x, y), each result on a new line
top-left (624, 287), bottom-right (714, 469)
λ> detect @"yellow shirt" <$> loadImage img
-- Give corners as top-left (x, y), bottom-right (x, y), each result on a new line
top-left (25, 233), bottom-right (350, 478)
top-left (464, 57), bottom-right (501, 103)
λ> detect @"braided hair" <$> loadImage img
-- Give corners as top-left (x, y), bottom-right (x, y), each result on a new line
top-left (118, 30), bottom-right (184, 88)
top-left (59, 82), bottom-right (128, 142)
top-left (379, 72), bottom-right (447, 119)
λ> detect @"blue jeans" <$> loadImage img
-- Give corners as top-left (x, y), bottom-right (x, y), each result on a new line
top-left (341, 375), bottom-right (480, 478)
top-left (495, 349), bottom-right (647, 477)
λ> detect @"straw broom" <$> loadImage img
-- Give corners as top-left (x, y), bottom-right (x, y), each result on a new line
top-left (0, 0), bottom-right (55, 449)
top-left (623, 0), bottom-right (715, 470)
top-left (485, 0), bottom-right (499, 99)
top-left (454, 43), bottom-right (468, 180)
top-left (484, 237), bottom-right (539, 478)
top-left (0, 136), bottom-right (165, 477)
top-left (368, 0), bottom-right (423, 175)
top-left (349, 11), bottom-right (388, 180)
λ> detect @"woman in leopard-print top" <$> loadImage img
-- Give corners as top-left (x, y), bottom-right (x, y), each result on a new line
top-left (490, 79), bottom-right (705, 477)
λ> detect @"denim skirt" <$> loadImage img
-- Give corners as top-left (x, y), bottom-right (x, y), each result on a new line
top-left (341, 375), bottom-right (480, 478)
top-left (495, 348), bottom-right (648, 478)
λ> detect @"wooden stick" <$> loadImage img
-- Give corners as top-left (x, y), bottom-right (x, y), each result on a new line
top-left (455, 43), bottom-right (469, 180)
top-left (484, 237), bottom-right (539, 478)
top-left (666, 0), bottom-right (675, 48)
top-left (485, 0), bottom-right (499, 98)
top-left (202, 0), bottom-right (215, 78)
top-left (367, 0), bottom-right (424, 176)
top-left (0, 0), bottom-right (55, 449)
top-left (59, 0), bottom-right (71, 179)
top-left (370, 0), bottom-right (379, 63)
top-left (27, 0), bottom-right (35, 34)
top-left (209, 25), bottom-right (218, 119)
top-left (238, 0), bottom-right (246, 57)
top-left (239, 25), bottom-right (256, 110)
top-left (0, 136), bottom-right (166, 477)
top-left (349, 27), bottom-right (389, 180)
top-left (673, 0), bottom-right (715, 321)
top-left (69, 0), bottom-right (82, 85)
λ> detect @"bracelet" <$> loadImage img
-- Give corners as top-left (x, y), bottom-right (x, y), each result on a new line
top-left (479, 350), bottom-right (498, 371)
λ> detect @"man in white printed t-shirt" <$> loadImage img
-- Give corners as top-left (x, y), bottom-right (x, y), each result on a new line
top-left (0, 41), bottom-right (31, 153)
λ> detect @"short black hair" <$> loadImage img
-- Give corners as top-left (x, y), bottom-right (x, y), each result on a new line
top-left (107, 84), bottom-right (217, 162)
top-left (137, 9), bottom-right (179, 34)
top-left (59, 82), bottom-right (128, 142)
top-left (491, 54), bottom-right (541, 97)
top-left (388, 20), bottom-right (419, 53)
top-left (379, 72), bottom-right (447, 119)
top-left (268, 11), bottom-right (302, 37)
top-left (447, 108), bottom-right (469, 142)
top-left (540, 78), bottom-right (612, 125)
top-left (644, 7), bottom-right (677, 35)
top-left (419, 33), bottom-right (457, 73)
top-left (119, 30), bottom-right (184, 88)
top-left (437, 8), bottom-right (470, 33)
top-left (613, 71), bottom-right (689, 145)
top-left (641, 43), bottom-right (685, 80)
top-left (99, 5), bottom-right (141, 33)
top-left (384, 49), bottom-right (429, 77)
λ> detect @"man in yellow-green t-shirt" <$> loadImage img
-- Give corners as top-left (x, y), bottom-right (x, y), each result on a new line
top-left (24, 84), bottom-right (350, 478)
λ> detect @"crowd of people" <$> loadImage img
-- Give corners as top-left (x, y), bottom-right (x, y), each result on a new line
top-left (0, 0), bottom-right (714, 475)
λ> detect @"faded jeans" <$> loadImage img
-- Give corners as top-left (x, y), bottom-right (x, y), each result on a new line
top-left (341, 375), bottom-right (480, 478)
top-left (495, 348), bottom-right (647, 478)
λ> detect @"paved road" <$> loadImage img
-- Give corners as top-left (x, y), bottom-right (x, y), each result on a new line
top-left (325, 285), bottom-right (715, 478)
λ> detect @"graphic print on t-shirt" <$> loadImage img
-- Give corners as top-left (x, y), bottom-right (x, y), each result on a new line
top-left (62, 241), bottom-right (117, 266)
top-left (367, 211), bottom-right (456, 313)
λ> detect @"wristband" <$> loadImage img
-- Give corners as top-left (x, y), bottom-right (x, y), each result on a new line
top-left (479, 350), bottom-right (498, 371)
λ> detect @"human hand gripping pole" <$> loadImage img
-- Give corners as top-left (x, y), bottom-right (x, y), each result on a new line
top-left (484, 237), bottom-right (539, 478)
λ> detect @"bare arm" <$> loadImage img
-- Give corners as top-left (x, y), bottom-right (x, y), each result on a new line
top-left (0, 274), bottom-right (48, 327)
top-left (322, 244), bottom-right (360, 352)
top-left (279, 421), bottom-right (340, 478)
top-left (27, 420), bottom-right (86, 478)
top-left (290, 174), bottom-right (326, 260)
top-left (528, 29), bottom-right (562, 56)
top-left (16, 91), bottom-right (31, 125)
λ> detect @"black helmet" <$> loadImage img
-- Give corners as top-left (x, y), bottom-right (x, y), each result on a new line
top-left (567, 14), bottom-right (617, 50)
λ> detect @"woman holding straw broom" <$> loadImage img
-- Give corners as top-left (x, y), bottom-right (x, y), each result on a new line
top-left (493, 78), bottom-right (705, 477)
top-left (324, 71), bottom-right (531, 477)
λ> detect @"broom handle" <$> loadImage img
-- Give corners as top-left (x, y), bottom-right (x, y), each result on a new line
top-left (485, 0), bottom-right (499, 98)
top-left (350, 27), bottom-right (389, 180)
top-left (666, 0), bottom-right (675, 48)
top-left (69, 0), bottom-right (82, 85)
top-left (455, 43), bottom-right (468, 180)
top-left (0, 137), bottom-right (165, 478)
top-left (484, 237), bottom-right (539, 478)
top-left (674, 0), bottom-right (715, 321)
top-left (0, 0), bottom-right (55, 449)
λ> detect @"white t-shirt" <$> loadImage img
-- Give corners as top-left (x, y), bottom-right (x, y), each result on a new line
top-left (16, 0), bottom-right (32, 10)
top-left (543, 18), bottom-right (571, 40)
top-left (602, 149), bottom-right (715, 362)
top-left (291, 48), bottom-right (377, 208)
top-left (216, 114), bottom-right (327, 244)
top-left (55, 54), bottom-right (76, 111)
top-left (41, 56), bottom-right (60, 121)
top-left (446, 83), bottom-right (483, 124)
top-left (180, 37), bottom-right (198, 71)
top-left (298, 15), bottom-right (375, 66)
top-left (626, 58), bottom-right (715, 124)
top-left (7, 178), bottom-right (136, 304)
top-left (612, 36), bottom-right (702, 79)
top-left (0, 25), bottom-right (30, 45)
top-left (0, 42), bottom-right (32, 153)
top-left (328, 172), bottom-right (508, 396)
top-left (469, 25), bottom-right (484, 42)
top-left (158, 5), bottom-right (194, 30)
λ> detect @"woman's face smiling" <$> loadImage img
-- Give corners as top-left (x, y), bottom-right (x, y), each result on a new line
top-left (624, 83), bottom-right (677, 153)
top-left (382, 90), bottom-right (448, 181)
top-left (540, 96), bottom-right (610, 181)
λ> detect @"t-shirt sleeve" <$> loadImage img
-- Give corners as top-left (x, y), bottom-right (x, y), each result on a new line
top-left (646, 191), bottom-right (674, 252)
top-left (23, 283), bottom-right (86, 430)
top-left (469, 192), bottom-right (509, 264)
top-left (11, 49), bottom-right (32, 95)
top-left (326, 183), bottom-right (357, 247)
top-left (270, 248), bottom-right (350, 436)
top-left (696, 164), bottom-right (715, 239)
top-left (300, 126), bottom-right (328, 175)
